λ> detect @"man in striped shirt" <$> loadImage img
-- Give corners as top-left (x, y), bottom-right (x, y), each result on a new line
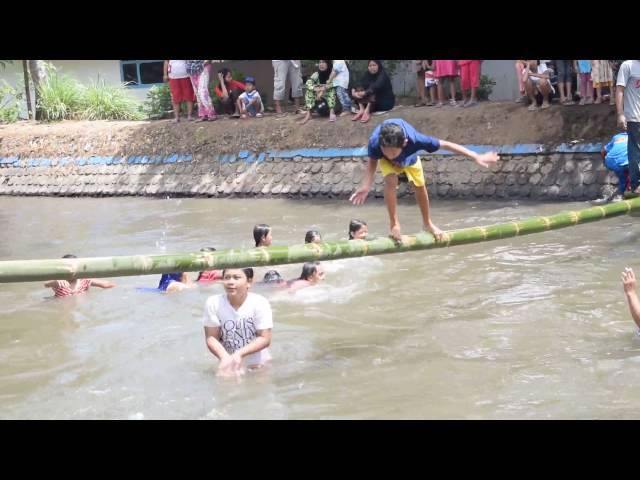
top-left (44, 255), bottom-right (116, 297)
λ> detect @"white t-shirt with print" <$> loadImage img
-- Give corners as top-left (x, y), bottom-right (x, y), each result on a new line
top-left (168, 60), bottom-right (189, 79)
top-left (617, 60), bottom-right (640, 123)
top-left (332, 60), bottom-right (350, 89)
top-left (203, 292), bottom-right (273, 366)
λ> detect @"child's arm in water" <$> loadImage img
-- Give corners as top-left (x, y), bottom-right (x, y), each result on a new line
top-left (204, 326), bottom-right (234, 375)
top-left (622, 267), bottom-right (640, 329)
top-left (90, 279), bottom-right (116, 289)
top-left (437, 140), bottom-right (499, 168)
top-left (44, 280), bottom-right (60, 289)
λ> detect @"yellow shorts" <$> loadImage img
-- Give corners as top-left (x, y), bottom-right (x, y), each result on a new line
top-left (379, 157), bottom-right (426, 187)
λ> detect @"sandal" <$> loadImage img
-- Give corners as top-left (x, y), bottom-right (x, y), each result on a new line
top-left (527, 104), bottom-right (538, 112)
top-left (256, 113), bottom-right (264, 118)
top-left (449, 99), bottom-right (458, 107)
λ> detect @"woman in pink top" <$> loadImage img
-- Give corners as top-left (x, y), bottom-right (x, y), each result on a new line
top-left (44, 255), bottom-right (116, 297)
top-left (434, 60), bottom-right (459, 107)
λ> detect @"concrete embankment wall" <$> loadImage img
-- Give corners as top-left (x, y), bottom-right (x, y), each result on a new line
top-left (0, 144), bottom-right (618, 200)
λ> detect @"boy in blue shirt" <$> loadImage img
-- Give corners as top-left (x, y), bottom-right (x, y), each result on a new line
top-left (350, 118), bottom-right (500, 241)
top-left (601, 132), bottom-right (629, 202)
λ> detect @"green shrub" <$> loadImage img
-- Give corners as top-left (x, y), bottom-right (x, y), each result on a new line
top-left (36, 73), bottom-right (84, 121)
top-left (0, 80), bottom-right (23, 123)
top-left (140, 83), bottom-right (173, 119)
top-left (81, 79), bottom-right (143, 120)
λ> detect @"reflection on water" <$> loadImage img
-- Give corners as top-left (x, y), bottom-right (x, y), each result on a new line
top-left (1, 197), bottom-right (640, 419)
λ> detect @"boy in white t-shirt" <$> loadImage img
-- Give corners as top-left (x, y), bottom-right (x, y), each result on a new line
top-left (237, 76), bottom-right (264, 119)
top-left (203, 267), bottom-right (273, 376)
top-left (328, 60), bottom-right (352, 115)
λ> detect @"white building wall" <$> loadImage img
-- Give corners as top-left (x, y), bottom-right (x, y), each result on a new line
top-left (0, 60), bottom-right (152, 119)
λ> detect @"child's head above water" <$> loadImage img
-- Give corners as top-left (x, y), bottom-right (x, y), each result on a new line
top-left (253, 224), bottom-right (272, 247)
top-left (379, 123), bottom-right (407, 161)
top-left (299, 262), bottom-right (325, 283)
top-left (349, 219), bottom-right (368, 240)
top-left (263, 270), bottom-right (284, 284)
top-left (221, 268), bottom-right (254, 299)
top-left (62, 254), bottom-right (77, 259)
top-left (305, 230), bottom-right (322, 244)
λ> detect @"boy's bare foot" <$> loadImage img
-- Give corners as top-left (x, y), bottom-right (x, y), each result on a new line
top-left (425, 224), bottom-right (446, 242)
top-left (390, 224), bottom-right (402, 241)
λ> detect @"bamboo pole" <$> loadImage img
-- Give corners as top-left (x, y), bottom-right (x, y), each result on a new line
top-left (1, 198), bottom-right (639, 284)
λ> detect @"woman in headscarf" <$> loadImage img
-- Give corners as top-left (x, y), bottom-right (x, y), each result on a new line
top-left (351, 60), bottom-right (395, 123)
top-left (300, 60), bottom-right (338, 124)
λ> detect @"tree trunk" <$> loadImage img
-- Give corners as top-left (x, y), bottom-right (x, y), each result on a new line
top-left (0, 198), bottom-right (638, 283)
top-left (27, 60), bottom-right (47, 120)
top-left (21, 60), bottom-right (33, 120)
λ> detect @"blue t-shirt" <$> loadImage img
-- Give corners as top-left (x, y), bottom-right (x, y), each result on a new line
top-left (367, 118), bottom-right (441, 167)
top-left (604, 132), bottom-right (629, 171)
top-left (577, 60), bottom-right (592, 74)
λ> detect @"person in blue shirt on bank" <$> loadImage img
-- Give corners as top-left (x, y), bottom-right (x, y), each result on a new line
top-left (350, 118), bottom-right (500, 241)
top-left (601, 132), bottom-right (629, 202)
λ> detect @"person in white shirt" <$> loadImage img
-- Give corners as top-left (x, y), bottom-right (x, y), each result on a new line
top-left (327, 60), bottom-right (352, 116)
top-left (163, 60), bottom-right (195, 122)
top-left (203, 267), bottom-right (273, 376)
top-left (616, 60), bottom-right (640, 194)
top-left (523, 60), bottom-right (554, 111)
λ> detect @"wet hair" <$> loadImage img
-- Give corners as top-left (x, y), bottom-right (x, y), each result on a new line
top-left (263, 270), bottom-right (284, 283)
top-left (197, 247), bottom-right (217, 281)
top-left (379, 123), bottom-right (405, 149)
top-left (305, 230), bottom-right (322, 244)
top-left (299, 262), bottom-right (320, 281)
top-left (222, 268), bottom-right (254, 281)
top-left (253, 224), bottom-right (271, 247)
top-left (62, 254), bottom-right (77, 259)
top-left (348, 219), bottom-right (368, 239)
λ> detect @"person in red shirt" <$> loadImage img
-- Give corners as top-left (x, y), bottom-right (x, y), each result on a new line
top-left (44, 254), bottom-right (116, 297)
top-left (196, 247), bottom-right (223, 283)
top-left (215, 68), bottom-right (246, 117)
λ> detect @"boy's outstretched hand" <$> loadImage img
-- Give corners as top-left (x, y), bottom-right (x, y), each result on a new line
top-left (475, 152), bottom-right (500, 168)
top-left (350, 186), bottom-right (370, 205)
top-left (622, 267), bottom-right (637, 295)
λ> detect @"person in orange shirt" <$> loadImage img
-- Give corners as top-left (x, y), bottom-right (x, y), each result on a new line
top-left (215, 68), bottom-right (246, 117)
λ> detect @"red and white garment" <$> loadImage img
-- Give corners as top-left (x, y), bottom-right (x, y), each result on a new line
top-left (51, 279), bottom-right (91, 297)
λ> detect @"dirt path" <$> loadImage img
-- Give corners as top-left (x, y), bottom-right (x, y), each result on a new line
top-left (0, 101), bottom-right (618, 159)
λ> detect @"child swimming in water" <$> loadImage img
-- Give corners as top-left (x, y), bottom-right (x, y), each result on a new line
top-left (263, 270), bottom-right (286, 286)
top-left (203, 267), bottom-right (273, 376)
top-left (253, 224), bottom-right (273, 247)
top-left (44, 254), bottom-right (116, 297)
top-left (305, 230), bottom-right (322, 244)
top-left (158, 272), bottom-right (193, 292)
top-left (288, 262), bottom-right (326, 291)
top-left (621, 267), bottom-right (640, 331)
top-left (196, 247), bottom-right (223, 282)
top-left (348, 219), bottom-right (368, 240)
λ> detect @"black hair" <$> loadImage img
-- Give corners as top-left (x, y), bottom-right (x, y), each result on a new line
top-left (305, 230), bottom-right (322, 244)
top-left (219, 68), bottom-right (231, 79)
top-left (379, 123), bottom-right (405, 149)
top-left (263, 270), bottom-right (283, 283)
top-left (253, 224), bottom-right (271, 247)
top-left (299, 262), bottom-right (320, 281)
top-left (62, 254), bottom-right (77, 259)
top-left (348, 219), bottom-right (368, 239)
top-left (221, 268), bottom-right (254, 281)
